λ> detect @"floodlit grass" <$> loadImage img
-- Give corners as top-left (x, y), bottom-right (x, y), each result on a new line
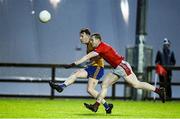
top-left (0, 98), bottom-right (180, 119)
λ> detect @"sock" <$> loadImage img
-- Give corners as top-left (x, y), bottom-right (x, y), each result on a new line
top-left (59, 83), bottom-right (66, 89)
top-left (103, 102), bottom-right (109, 110)
top-left (94, 101), bottom-right (100, 108)
top-left (154, 88), bottom-right (160, 94)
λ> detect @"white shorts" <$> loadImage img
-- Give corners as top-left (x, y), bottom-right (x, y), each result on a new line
top-left (112, 60), bottom-right (132, 77)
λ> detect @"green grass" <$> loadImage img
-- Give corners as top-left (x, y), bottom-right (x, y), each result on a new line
top-left (0, 98), bottom-right (180, 119)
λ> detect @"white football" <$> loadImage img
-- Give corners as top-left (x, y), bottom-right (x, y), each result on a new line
top-left (39, 10), bottom-right (51, 23)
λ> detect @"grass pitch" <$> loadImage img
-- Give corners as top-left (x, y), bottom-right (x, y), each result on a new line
top-left (0, 98), bottom-right (180, 119)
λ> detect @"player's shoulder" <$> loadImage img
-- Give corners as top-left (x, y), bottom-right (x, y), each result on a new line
top-left (101, 42), bottom-right (111, 48)
top-left (97, 42), bottom-right (107, 48)
top-left (95, 42), bottom-right (110, 52)
top-left (87, 42), bottom-right (93, 49)
top-left (86, 42), bottom-right (94, 53)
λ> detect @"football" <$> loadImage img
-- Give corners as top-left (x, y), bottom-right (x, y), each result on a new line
top-left (39, 10), bottom-right (51, 23)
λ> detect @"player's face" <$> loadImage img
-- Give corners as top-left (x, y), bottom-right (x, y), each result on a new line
top-left (80, 32), bottom-right (89, 44)
top-left (91, 36), bottom-right (100, 48)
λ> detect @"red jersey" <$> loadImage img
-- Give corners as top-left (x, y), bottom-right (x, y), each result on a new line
top-left (94, 42), bottom-right (124, 68)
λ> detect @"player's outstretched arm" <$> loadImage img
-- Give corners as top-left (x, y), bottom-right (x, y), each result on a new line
top-left (64, 63), bottom-right (76, 69)
top-left (64, 51), bottom-right (99, 69)
top-left (75, 51), bottom-right (99, 65)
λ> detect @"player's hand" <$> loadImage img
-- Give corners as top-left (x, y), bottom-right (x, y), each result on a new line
top-left (64, 63), bottom-right (76, 69)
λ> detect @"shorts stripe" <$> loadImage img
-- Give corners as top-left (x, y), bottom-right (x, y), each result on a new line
top-left (93, 66), bottom-right (101, 79)
top-left (119, 63), bottom-right (132, 76)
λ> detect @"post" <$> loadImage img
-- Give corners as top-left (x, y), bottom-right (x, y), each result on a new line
top-left (50, 66), bottom-right (56, 99)
top-left (134, 0), bottom-right (149, 100)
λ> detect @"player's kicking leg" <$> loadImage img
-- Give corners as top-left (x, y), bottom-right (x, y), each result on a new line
top-left (49, 81), bottom-right (64, 93)
top-left (84, 77), bottom-right (113, 114)
top-left (49, 69), bottom-right (88, 93)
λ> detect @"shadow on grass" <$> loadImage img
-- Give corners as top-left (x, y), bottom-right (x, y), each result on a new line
top-left (75, 113), bottom-right (127, 117)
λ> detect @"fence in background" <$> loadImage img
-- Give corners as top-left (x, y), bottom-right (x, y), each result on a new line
top-left (0, 63), bottom-right (180, 100)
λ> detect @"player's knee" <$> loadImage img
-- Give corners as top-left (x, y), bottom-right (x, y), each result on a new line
top-left (73, 70), bottom-right (82, 77)
top-left (87, 87), bottom-right (91, 94)
top-left (101, 83), bottom-right (108, 89)
top-left (74, 69), bottom-right (86, 78)
top-left (70, 73), bottom-right (77, 79)
top-left (133, 84), bottom-right (139, 89)
top-left (132, 82), bottom-right (140, 89)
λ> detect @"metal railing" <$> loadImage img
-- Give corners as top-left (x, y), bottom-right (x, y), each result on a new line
top-left (0, 63), bottom-right (128, 99)
top-left (0, 63), bottom-right (180, 100)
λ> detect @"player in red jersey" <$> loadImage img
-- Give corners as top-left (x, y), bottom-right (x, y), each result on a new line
top-left (49, 29), bottom-right (113, 114)
top-left (66, 33), bottom-right (166, 113)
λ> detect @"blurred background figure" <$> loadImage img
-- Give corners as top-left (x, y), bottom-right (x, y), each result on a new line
top-left (155, 38), bottom-right (176, 100)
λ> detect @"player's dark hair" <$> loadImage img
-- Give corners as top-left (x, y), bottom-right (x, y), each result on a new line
top-left (91, 33), bottom-right (102, 41)
top-left (80, 28), bottom-right (91, 35)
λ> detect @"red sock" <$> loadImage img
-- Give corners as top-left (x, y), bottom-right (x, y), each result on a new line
top-left (154, 88), bottom-right (160, 94)
top-left (94, 101), bottom-right (100, 107)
